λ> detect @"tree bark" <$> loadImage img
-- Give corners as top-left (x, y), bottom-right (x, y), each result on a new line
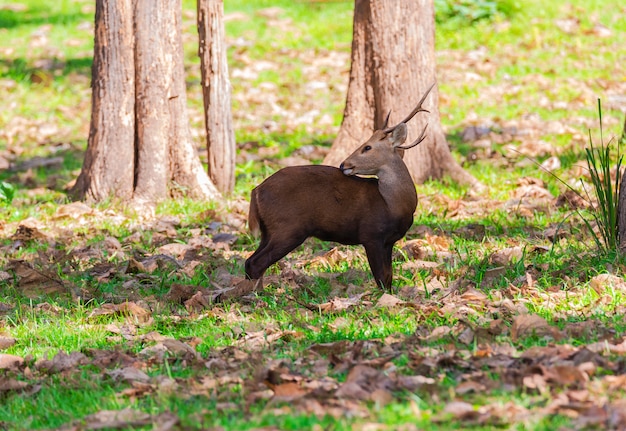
top-left (324, 0), bottom-right (482, 190)
top-left (198, 0), bottom-right (236, 194)
top-left (133, 0), bottom-right (171, 202)
top-left (73, 0), bottom-right (135, 201)
top-left (169, 1), bottom-right (220, 199)
top-left (73, 0), bottom-right (220, 203)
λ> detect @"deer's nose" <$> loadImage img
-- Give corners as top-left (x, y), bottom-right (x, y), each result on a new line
top-left (340, 162), bottom-right (354, 176)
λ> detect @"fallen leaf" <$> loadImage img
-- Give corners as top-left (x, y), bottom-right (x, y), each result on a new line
top-left (489, 246), bottom-right (524, 266)
top-left (510, 314), bottom-right (562, 342)
top-left (395, 375), bottom-right (436, 391)
top-left (164, 283), bottom-right (197, 303)
top-left (455, 380), bottom-right (486, 395)
top-left (157, 242), bottom-right (194, 259)
top-left (335, 365), bottom-right (394, 401)
top-left (267, 381), bottom-right (310, 399)
top-left (8, 260), bottom-right (66, 297)
top-left (71, 408), bottom-right (152, 429)
top-left (589, 273), bottom-right (626, 295)
top-left (318, 293), bottom-right (367, 313)
top-left (441, 400), bottom-right (479, 420)
top-left (548, 364), bottom-right (588, 387)
top-left (36, 351), bottom-right (88, 374)
top-left (0, 376), bottom-right (29, 392)
top-left (376, 293), bottom-right (405, 308)
top-left (161, 338), bottom-right (199, 358)
top-left (184, 290), bottom-right (211, 312)
top-left (107, 367), bottom-right (151, 383)
top-left (0, 353), bottom-right (23, 370)
top-left (0, 336), bottom-right (16, 350)
top-left (53, 202), bottom-right (93, 219)
top-left (88, 302), bottom-right (152, 324)
top-left (11, 219), bottom-right (49, 241)
top-left (480, 266), bottom-right (507, 288)
top-left (420, 326), bottom-right (452, 343)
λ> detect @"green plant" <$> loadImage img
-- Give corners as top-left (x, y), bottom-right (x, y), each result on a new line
top-left (581, 100), bottom-right (623, 254)
top-left (434, 0), bottom-right (518, 23)
top-left (0, 181), bottom-right (15, 204)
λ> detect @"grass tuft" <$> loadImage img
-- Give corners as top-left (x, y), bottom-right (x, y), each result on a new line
top-left (581, 99), bottom-right (623, 255)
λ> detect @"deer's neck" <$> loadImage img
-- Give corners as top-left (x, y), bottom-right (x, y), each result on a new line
top-left (376, 159), bottom-right (417, 218)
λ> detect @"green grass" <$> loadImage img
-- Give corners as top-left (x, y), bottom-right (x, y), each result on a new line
top-left (2, 0), bottom-right (626, 429)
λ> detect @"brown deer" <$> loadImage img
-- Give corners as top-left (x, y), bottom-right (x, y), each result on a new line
top-left (245, 84), bottom-right (434, 290)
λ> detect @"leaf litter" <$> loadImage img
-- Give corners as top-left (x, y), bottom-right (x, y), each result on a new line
top-left (3, 193), bottom-right (626, 429)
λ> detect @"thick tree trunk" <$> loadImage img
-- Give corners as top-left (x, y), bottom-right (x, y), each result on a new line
top-left (198, 0), bottom-right (236, 194)
top-left (72, 0), bottom-right (135, 201)
top-left (324, 0), bottom-right (482, 190)
top-left (73, 0), bottom-right (220, 203)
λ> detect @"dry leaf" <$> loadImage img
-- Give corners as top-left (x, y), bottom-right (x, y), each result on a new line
top-left (455, 380), bottom-right (486, 395)
top-left (268, 381), bottom-right (310, 399)
top-left (36, 351), bottom-right (88, 373)
top-left (0, 353), bottom-right (23, 370)
top-left (480, 266), bottom-right (507, 288)
top-left (589, 274), bottom-right (626, 295)
top-left (376, 293), bottom-right (405, 308)
top-left (523, 373), bottom-right (549, 395)
top-left (0, 336), bottom-right (16, 350)
top-left (511, 314), bottom-right (562, 342)
top-left (442, 401), bottom-right (479, 420)
top-left (8, 260), bottom-right (66, 297)
top-left (73, 408), bottom-right (152, 429)
top-left (161, 338), bottom-right (198, 358)
top-left (318, 293), bottom-right (367, 313)
top-left (421, 326), bottom-right (452, 343)
top-left (0, 376), bottom-right (29, 392)
top-left (184, 291), bottom-right (210, 312)
top-left (54, 202), bottom-right (93, 219)
top-left (489, 246), bottom-right (523, 266)
top-left (107, 367), bottom-right (151, 383)
top-left (88, 302), bottom-right (152, 324)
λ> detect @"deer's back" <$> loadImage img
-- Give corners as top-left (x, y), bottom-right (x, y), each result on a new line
top-left (251, 165), bottom-right (412, 245)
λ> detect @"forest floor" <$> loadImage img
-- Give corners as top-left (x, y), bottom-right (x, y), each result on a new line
top-left (1, 0), bottom-right (626, 430)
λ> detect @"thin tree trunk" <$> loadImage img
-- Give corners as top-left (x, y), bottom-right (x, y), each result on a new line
top-left (198, 0), bottom-right (236, 194)
top-left (72, 0), bottom-right (135, 201)
top-left (324, 0), bottom-right (482, 191)
top-left (169, 0), bottom-right (220, 199)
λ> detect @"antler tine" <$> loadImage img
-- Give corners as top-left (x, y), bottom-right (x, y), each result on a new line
top-left (383, 82), bottom-right (436, 133)
top-left (381, 110), bottom-right (392, 129)
top-left (397, 123), bottom-right (429, 150)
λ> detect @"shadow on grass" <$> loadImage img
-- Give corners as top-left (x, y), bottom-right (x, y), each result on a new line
top-left (0, 57), bottom-right (93, 81)
top-left (1, 147), bottom-right (85, 194)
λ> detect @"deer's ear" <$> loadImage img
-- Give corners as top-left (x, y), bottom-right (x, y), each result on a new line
top-left (390, 123), bottom-right (408, 147)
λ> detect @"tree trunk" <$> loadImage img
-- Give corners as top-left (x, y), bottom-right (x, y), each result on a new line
top-left (72, 0), bottom-right (135, 201)
top-left (198, 0), bottom-right (236, 194)
top-left (73, 0), bottom-right (220, 203)
top-left (133, 0), bottom-right (171, 202)
top-left (169, 1), bottom-right (220, 199)
top-left (324, 0), bottom-right (482, 190)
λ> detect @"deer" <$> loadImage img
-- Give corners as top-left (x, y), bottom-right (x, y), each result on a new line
top-left (245, 83), bottom-right (435, 290)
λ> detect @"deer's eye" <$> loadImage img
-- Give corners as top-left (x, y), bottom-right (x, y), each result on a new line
top-left (362, 145), bottom-right (372, 153)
